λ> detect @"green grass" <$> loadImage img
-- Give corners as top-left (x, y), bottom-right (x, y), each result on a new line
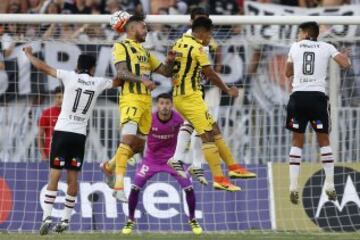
top-left (0, 232), bottom-right (359, 240)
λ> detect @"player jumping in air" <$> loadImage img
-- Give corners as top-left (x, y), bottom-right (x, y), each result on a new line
top-left (168, 17), bottom-right (243, 191)
top-left (100, 14), bottom-right (175, 202)
top-left (169, 8), bottom-right (256, 185)
top-left (23, 46), bottom-right (123, 235)
top-left (120, 93), bottom-right (202, 235)
top-left (285, 21), bottom-right (351, 204)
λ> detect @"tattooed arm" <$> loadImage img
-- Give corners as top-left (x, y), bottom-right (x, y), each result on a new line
top-left (115, 61), bottom-right (156, 90)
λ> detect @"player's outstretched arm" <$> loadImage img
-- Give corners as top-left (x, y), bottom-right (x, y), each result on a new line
top-left (334, 49), bottom-right (351, 69)
top-left (23, 46), bottom-right (56, 78)
top-left (202, 65), bottom-right (239, 97)
top-left (154, 50), bottom-right (176, 77)
top-left (115, 62), bottom-right (156, 90)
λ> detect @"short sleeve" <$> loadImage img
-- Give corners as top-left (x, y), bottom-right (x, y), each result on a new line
top-left (287, 44), bottom-right (294, 63)
top-left (194, 46), bottom-right (211, 67)
top-left (97, 77), bottom-right (113, 91)
top-left (112, 43), bottom-right (127, 64)
top-left (327, 43), bottom-right (339, 58)
top-left (149, 53), bottom-right (161, 72)
top-left (56, 69), bottom-right (71, 86)
top-left (38, 111), bottom-right (48, 128)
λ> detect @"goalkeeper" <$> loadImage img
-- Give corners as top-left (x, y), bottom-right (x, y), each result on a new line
top-left (120, 93), bottom-right (202, 235)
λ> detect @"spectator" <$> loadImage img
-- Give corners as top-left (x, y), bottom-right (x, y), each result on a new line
top-left (28, 0), bottom-right (44, 13)
top-left (63, 0), bottom-right (91, 14)
top-left (209, 0), bottom-right (240, 15)
top-left (105, 0), bottom-right (122, 14)
top-left (118, 0), bottom-right (143, 15)
top-left (37, 86), bottom-right (63, 161)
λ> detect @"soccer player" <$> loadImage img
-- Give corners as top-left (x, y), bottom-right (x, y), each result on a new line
top-left (169, 8), bottom-right (256, 185)
top-left (285, 21), bottom-right (351, 204)
top-left (23, 46), bottom-right (123, 234)
top-left (38, 86), bottom-right (63, 161)
top-left (100, 14), bottom-right (175, 202)
top-left (168, 17), bottom-right (241, 191)
top-left (121, 93), bottom-right (202, 235)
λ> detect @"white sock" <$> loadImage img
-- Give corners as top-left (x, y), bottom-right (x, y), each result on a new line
top-left (43, 190), bottom-right (57, 221)
top-left (320, 146), bottom-right (335, 189)
top-left (191, 133), bottom-right (203, 169)
top-left (172, 122), bottom-right (193, 162)
top-left (289, 146), bottom-right (302, 192)
top-left (62, 194), bottom-right (77, 222)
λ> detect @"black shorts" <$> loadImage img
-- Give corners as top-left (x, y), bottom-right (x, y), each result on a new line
top-left (49, 131), bottom-right (86, 171)
top-left (285, 91), bottom-right (330, 134)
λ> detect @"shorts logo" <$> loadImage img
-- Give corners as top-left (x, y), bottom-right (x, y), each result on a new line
top-left (71, 158), bottom-right (81, 167)
top-left (54, 157), bottom-right (65, 167)
top-left (290, 118), bottom-right (299, 129)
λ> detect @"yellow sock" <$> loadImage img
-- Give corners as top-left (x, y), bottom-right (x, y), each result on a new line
top-left (201, 143), bottom-right (223, 177)
top-left (107, 156), bottom-right (116, 171)
top-left (214, 134), bottom-right (236, 166)
top-left (114, 144), bottom-right (134, 189)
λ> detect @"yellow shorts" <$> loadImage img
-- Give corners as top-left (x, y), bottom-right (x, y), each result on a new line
top-left (119, 94), bottom-right (152, 135)
top-left (174, 92), bottom-right (215, 134)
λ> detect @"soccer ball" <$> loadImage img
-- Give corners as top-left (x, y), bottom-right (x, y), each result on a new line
top-left (110, 10), bottom-right (131, 33)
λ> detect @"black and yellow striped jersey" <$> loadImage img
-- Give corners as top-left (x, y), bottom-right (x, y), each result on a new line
top-left (171, 34), bottom-right (211, 96)
top-left (112, 38), bottom-right (161, 96)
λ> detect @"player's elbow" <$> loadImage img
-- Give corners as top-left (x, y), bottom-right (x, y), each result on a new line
top-left (285, 70), bottom-right (293, 78)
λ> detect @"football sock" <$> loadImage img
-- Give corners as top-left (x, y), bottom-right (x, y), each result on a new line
top-left (201, 143), bottom-right (224, 177)
top-left (62, 194), bottom-right (76, 222)
top-left (214, 134), bottom-right (236, 166)
top-left (185, 187), bottom-right (196, 220)
top-left (289, 146), bottom-right (302, 191)
top-left (173, 123), bottom-right (193, 162)
top-left (42, 190), bottom-right (57, 220)
top-left (320, 146), bottom-right (335, 189)
top-left (128, 187), bottom-right (140, 222)
top-left (114, 143), bottom-right (134, 189)
top-left (191, 134), bottom-right (203, 169)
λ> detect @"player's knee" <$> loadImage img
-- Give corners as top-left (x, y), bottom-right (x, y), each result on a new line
top-left (131, 185), bottom-right (141, 192)
top-left (180, 123), bottom-right (194, 134)
top-left (122, 121), bottom-right (138, 136)
top-left (184, 186), bottom-right (194, 192)
top-left (212, 122), bottom-right (221, 135)
top-left (317, 133), bottom-right (330, 147)
top-left (200, 131), bottom-right (215, 143)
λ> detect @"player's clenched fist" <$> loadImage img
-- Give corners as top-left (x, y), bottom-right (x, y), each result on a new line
top-left (226, 86), bottom-right (239, 97)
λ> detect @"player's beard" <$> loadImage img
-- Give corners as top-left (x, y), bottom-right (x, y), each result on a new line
top-left (135, 32), bottom-right (146, 43)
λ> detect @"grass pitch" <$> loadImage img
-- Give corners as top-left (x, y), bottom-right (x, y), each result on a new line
top-left (0, 231), bottom-right (359, 240)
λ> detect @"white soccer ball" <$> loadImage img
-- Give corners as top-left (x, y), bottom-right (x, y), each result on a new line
top-left (110, 10), bottom-right (131, 33)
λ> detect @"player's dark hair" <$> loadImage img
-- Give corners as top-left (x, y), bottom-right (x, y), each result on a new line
top-left (299, 21), bottom-right (319, 41)
top-left (53, 86), bottom-right (64, 94)
top-left (190, 7), bottom-right (209, 20)
top-left (124, 14), bottom-right (146, 31)
top-left (77, 54), bottom-right (96, 74)
top-left (156, 93), bottom-right (172, 102)
top-left (192, 16), bottom-right (213, 32)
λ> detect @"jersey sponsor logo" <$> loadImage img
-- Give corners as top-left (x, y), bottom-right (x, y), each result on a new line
top-left (302, 166), bottom-right (360, 231)
top-left (137, 55), bottom-right (148, 63)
